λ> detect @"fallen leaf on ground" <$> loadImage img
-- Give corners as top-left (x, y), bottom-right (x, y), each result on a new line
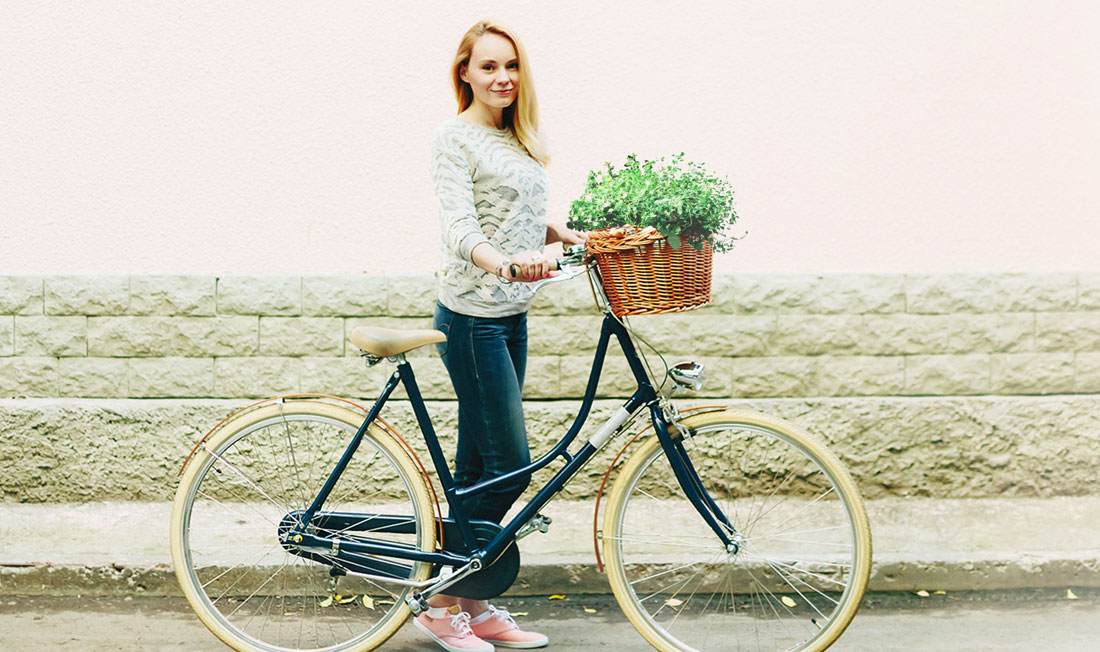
top-left (1067, 589), bottom-right (1079, 600)
top-left (362, 596), bottom-right (375, 610)
top-left (934, 590), bottom-right (946, 595)
top-left (548, 595), bottom-right (566, 600)
top-left (511, 612), bottom-right (528, 617)
top-left (319, 596), bottom-right (333, 608)
top-left (780, 596), bottom-right (797, 608)
top-left (337, 595), bottom-right (357, 604)
top-left (584, 607), bottom-right (597, 614)
top-left (915, 590), bottom-right (930, 598)
top-left (664, 598), bottom-right (683, 607)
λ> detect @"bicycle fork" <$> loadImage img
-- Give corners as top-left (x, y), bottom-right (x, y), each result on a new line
top-left (651, 404), bottom-right (741, 554)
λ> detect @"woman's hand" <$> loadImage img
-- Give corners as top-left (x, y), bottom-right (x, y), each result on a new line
top-left (498, 250), bottom-right (553, 282)
top-left (546, 222), bottom-right (588, 246)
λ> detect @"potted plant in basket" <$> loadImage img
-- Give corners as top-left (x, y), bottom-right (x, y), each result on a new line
top-left (567, 153), bottom-right (740, 315)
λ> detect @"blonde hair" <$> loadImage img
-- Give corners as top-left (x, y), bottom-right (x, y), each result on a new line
top-left (450, 19), bottom-right (549, 165)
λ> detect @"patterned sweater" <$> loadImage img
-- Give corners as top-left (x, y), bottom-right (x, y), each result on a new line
top-left (430, 117), bottom-right (549, 317)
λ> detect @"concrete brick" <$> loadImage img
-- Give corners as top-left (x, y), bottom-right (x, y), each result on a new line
top-left (559, 355), bottom-right (642, 398)
top-left (622, 313), bottom-right (774, 358)
top-left (0, 358), bottom-right (58, 397)
top-left (773, 314), bottom-right (862, 356)
top-left (88, 316), bottom-right (258, 357)
top-left (301, 356), bottom-right (386, 399)
top-left (862, 314), bottom-right (951, 355)
top-left (529, 276), bottom-right (603, 316)
top-left (59, 358), bottom-right (129, 398)
top-left (87, 314), bottom-right (257, 356)
top-left (527, 315), bottom-right (603, 356)
top-left (905, 355), bottom-right (991, 395)
top-left (0, 316), bottom-right (12, 356)
top-left (941, 314), bottom-right (1035, 353)
top-left (259, 317), bottom-right (343, 357)
top-left (522, 356), bottom-right (561, 399)
top-left (906, 273), bottom-right (1077, 314)
top-left (5, 395), bottom-right (1100, 502)
top-left (213, 358), bottom-right (301, 398)
top-left (730, 356), bottom-right (815, 397)
top-left (817, 356), bottom-right (905, 396)
top-left (696, 273), bottom-right (736, 314)
top-left (0, 276), bottom-right (44, 314)
top-left (991, 353), bottom-right (1075, 394)
top-left (217, 276), bottom-right (301, 315)
top-left (302, 276), bottom-right (387, 316)
top-left (14, 316), bottom-right (86, 356)
top-left (1080, 273), bottom-right (1100, 310)
top-left (731, 273), bottom-right (819, 314)
top-left (387, 275), bottom-right (437, 317)
top-left (128, 358), bottom-right (213, 397)
top-left (1036, 313), bottom-right (1100, 352)
top-left (344, 317), bottom-right (436, 358)
top-left (44, 276), bottom-right (129, 315)
top-left (731, 273), bottom-right (904, 314)
top-left (128, 276), bottom-right (215, 315)
top-left (1076, 353), bottom-right (1100, 392)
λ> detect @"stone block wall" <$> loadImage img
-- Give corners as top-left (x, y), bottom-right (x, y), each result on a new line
top-left (2, 273), bottom-right (1099, 501)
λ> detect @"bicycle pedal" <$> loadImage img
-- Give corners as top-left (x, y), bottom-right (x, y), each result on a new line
top-left (515, 513), bottom-right (552, 539)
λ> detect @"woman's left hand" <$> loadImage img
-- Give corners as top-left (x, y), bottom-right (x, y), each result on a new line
top-left (546, 222), bottom-right (588, 246)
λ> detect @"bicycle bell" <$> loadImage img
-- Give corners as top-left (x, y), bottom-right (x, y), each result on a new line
top-left (668, 361), bottom-right (705, 391)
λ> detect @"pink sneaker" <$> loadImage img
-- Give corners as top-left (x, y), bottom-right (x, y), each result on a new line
top-left (469, 605), bottom-right (548, 649)
top-left (414, 610), bottom-right (495, 652)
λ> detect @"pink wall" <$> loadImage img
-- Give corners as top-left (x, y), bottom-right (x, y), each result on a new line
top-left (3, 1), bottom-right (1098, 273)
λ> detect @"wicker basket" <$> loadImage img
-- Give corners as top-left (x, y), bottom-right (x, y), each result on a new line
top-left (586, 226), bottom-right (713, 316)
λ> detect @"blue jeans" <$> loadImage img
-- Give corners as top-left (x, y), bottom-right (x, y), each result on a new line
top-left (433, 302), bottom-right (532, 524)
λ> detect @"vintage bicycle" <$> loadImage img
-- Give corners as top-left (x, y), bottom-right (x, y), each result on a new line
top-left (169, 244), bottom-right (872, 652)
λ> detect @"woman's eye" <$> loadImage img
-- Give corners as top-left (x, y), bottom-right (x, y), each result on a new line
top-left (507, 63), bottom-right (519, 69)
top-left (482, 65), bottom-right (493, 71)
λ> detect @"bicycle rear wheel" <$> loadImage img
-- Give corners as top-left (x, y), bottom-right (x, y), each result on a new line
top-left (602, 410), bottom-right (871, 652)
top-left (170, 399), bottom-right (437, 652)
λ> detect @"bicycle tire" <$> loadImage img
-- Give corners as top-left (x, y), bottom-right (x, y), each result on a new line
top-left (170, 399), bottom-right (437, 652)
top-left (602, 409), bottom-right (871, 652)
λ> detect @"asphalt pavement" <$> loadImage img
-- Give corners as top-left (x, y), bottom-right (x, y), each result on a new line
top-left (1, 590), bottom-right (1098, 652)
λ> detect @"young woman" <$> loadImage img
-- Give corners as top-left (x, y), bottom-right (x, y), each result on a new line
top-left (417, 18), bottom-right (585, 652)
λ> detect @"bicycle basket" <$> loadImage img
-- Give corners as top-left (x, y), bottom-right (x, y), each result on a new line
top-left (586, 226), bottom-right (713, 316)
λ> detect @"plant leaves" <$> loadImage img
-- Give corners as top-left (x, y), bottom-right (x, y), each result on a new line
top-left (318, 596), bottom-right (333, 608)
top-left (1067, 589), bottom-right (1079, 600)
top-left (780, 596), bottom-right (797, 608)
top-left (548, 594), bottom-right (566, 600)
top-left (664, 598), bottom-right (683, 607)
top-left (915, 590), bottom-right (930, 597)
top-left (362, 595), bottom-right (375, 610)
top-left (666, 233), bottom-right (681, 249)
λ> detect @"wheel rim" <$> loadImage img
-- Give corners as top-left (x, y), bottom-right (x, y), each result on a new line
top-left (607, 420), bottom-right (869, 652)
top-left (176, 412), bottom-right (430, 652)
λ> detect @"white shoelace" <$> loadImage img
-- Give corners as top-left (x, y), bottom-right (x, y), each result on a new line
top-left (486, 605), bottom-right (518, 629)
top-left (450, 611), bottom-right (475, 637)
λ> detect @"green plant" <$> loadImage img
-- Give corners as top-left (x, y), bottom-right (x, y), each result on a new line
top-left (567, 153), bottom-right (740, 252)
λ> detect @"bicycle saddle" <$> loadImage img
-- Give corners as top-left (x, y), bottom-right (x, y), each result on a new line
top-left (349, 325), bottom-right (446, 357)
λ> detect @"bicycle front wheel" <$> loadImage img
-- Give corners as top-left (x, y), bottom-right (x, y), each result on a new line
top-left (603, 410), bottom-right (871, 652)
top-left (170, 399), bottom-right (437, 652)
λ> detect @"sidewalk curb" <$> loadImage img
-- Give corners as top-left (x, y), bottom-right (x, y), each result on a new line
top-left (4, 554), bottom-right (1100, 598)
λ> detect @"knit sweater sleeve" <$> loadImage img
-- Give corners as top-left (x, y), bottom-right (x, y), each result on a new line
top-left (430, 125), bottom-right (490, 261)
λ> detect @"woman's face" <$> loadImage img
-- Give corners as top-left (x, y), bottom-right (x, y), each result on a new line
top-left (460, 33), bottom-right (519, 111)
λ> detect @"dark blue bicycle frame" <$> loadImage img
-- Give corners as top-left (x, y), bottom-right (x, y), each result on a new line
top-left (286, 312), bottom-right (736, 573)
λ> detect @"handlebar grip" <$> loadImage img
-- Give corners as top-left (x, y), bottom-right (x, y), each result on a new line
top-left (506, 259), bottom-right (561, 281)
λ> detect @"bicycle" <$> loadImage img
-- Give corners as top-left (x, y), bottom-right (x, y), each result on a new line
top-left (170, 244), bottom-right (872, 652)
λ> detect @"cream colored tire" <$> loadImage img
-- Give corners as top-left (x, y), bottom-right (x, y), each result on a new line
top-left (602, 410), bottom-right (871, 652)
top-left (170, 400), bottom-right (436, 652)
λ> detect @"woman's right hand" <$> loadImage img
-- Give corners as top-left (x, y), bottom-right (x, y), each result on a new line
top-left (499, 250), bottom-right (554, 282)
